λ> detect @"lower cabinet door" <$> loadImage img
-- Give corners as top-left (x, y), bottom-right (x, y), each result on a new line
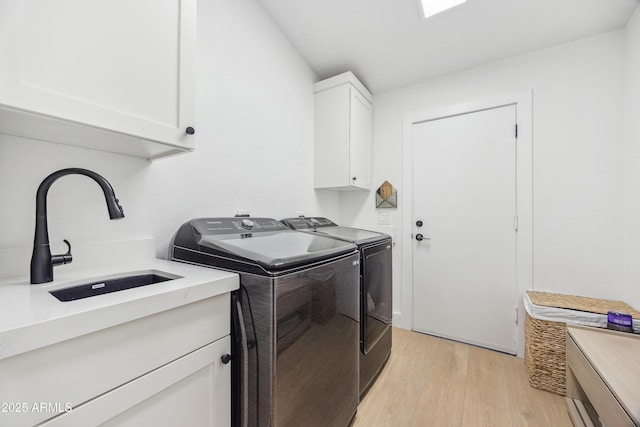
top-left (41, 336), bottom-right (230, 427)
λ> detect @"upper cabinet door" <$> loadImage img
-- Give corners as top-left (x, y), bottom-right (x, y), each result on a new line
top-left (0, 0), bottom-right (196, 160)
top-left (313, 72), bottom-right (373, 191)
top-left (349, 88), bottom-right (372, 190)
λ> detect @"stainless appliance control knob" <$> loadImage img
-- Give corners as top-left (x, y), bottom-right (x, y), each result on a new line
top-left (241, 219), bottom-right (254, 230)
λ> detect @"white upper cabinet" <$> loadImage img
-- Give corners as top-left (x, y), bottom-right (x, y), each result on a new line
top-left (0, 0), bottom-right (196, 160)
top-left (314, 72), bottom-right (373, 191)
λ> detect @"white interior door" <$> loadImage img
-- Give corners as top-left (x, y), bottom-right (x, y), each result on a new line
top-left (411, 105), bottom-right (518, 354)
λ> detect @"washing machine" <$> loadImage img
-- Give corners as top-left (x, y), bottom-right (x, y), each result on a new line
top-left (281, 217), bottom-right (392, 396)
top-left (170, 217), bottom-right (360, 426)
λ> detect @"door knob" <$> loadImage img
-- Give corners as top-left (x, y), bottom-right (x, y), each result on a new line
top-left (415, 234), bottom-right (430, 241)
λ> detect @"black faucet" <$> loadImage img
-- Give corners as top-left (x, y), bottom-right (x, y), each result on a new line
top-left (30, 168), bottom-right (125, 284)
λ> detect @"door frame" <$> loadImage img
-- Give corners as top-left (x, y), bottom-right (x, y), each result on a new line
top-left (399, 91), bottom-right (532, 357)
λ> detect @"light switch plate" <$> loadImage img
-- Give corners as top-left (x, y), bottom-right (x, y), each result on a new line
top-left (378, 212), bottom-right (391, 225)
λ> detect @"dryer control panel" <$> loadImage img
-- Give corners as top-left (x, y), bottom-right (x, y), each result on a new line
top-left (281, 217), bottom-right (338, 230)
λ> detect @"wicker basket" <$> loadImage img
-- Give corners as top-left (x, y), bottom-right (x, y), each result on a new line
top-left (524, 291), bottom-right (640, 396)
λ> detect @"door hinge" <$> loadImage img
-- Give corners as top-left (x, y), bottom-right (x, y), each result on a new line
top-left (514, 216), bottom-right (519, 231)
top-left (515, 306), bottom-right (519, 324)
top-left (515, 124), bottom-right (518, 138)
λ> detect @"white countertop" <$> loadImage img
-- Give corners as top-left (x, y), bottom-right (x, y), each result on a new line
top-left (0, 258), bottom-right (238, 361)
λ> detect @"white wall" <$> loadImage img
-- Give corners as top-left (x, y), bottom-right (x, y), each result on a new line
top-left (0, 0), bottom-right (339, 278)
top-left (623, 5), bottom-right (640, 310)
top-left (147, 0), bottom-right (340, 257)
top-left (341, 31), bottom-right (627, 331)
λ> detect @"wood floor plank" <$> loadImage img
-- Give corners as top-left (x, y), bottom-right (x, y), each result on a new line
top-left (462, 397), bottom-right (513, 427)
top-left (355, 328), bottom-right (572, 427)
top-left (465, 346), bottom-right (511, 410)
top-left (503, 354), bottom-right (542, 427)
top-left (355, 328), bottom-right (413, 416)
top-left (529, 387), bottom-right (573, 427)
top-left (410, 338), bottom-right (469, 426)
top-left (411, 370), bottom-right (467, 426)
top-left (353, 330), bottom-right (438, 426)
top-left (429, 337), bottom-right (470, 376)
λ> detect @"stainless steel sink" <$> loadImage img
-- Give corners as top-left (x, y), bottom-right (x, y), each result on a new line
top-left (50, 272), bottom-right (176, 302)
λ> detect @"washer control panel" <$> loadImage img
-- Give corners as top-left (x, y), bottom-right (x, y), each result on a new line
top-left (193, 218), bottom-right (288, 235)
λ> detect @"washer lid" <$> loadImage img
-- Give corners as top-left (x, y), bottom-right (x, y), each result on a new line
top-left (281, 217), bottom-right (388, 245)
top-left (312, 226), bottom-right (388, 245)
top-left (173, 218), bottom-right (357, 271)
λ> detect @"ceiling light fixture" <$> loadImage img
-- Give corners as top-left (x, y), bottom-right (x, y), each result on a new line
top-left (418, 0), bottom-right (467, 19)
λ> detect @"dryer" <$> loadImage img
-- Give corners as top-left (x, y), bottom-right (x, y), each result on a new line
top-left (281, 217), bottom-right (392, 396)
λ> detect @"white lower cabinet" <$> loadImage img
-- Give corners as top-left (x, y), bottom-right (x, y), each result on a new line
top-left (42, 337), bottom-right (230, 427)
top-left (0, 295), bottom-right (230, 427)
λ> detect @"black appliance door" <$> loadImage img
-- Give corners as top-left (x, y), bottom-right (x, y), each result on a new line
top-left (361, 240), bottom-right (393, 354)
top-left (273, 253), bottom-right (360, 426)
top-left (232, 253), bottom-right (360, 427)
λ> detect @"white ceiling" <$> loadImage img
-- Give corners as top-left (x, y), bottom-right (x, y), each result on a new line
top-left (256, 0), bottom-right (639, 93)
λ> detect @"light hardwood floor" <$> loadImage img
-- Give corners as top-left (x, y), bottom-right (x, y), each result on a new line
top-left (352, 328), bottom-right (573, 427)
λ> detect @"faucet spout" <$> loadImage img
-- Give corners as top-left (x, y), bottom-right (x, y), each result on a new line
top-left (30, 168), bottom-right (125, 284)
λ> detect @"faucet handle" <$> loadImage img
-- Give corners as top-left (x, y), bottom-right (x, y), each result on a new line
top-left (51, 239), bottom-right (73, 267)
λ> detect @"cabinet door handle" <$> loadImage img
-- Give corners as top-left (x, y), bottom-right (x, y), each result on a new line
top-left (221, 354), bottom-right (231, 364)
top-left (352, 176), bottom-right (357, 181)
top-left (185, 127), bottom-right (195, 135)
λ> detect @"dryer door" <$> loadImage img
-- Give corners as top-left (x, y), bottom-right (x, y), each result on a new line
top-left (361, 240), bottom-right (393, 354)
